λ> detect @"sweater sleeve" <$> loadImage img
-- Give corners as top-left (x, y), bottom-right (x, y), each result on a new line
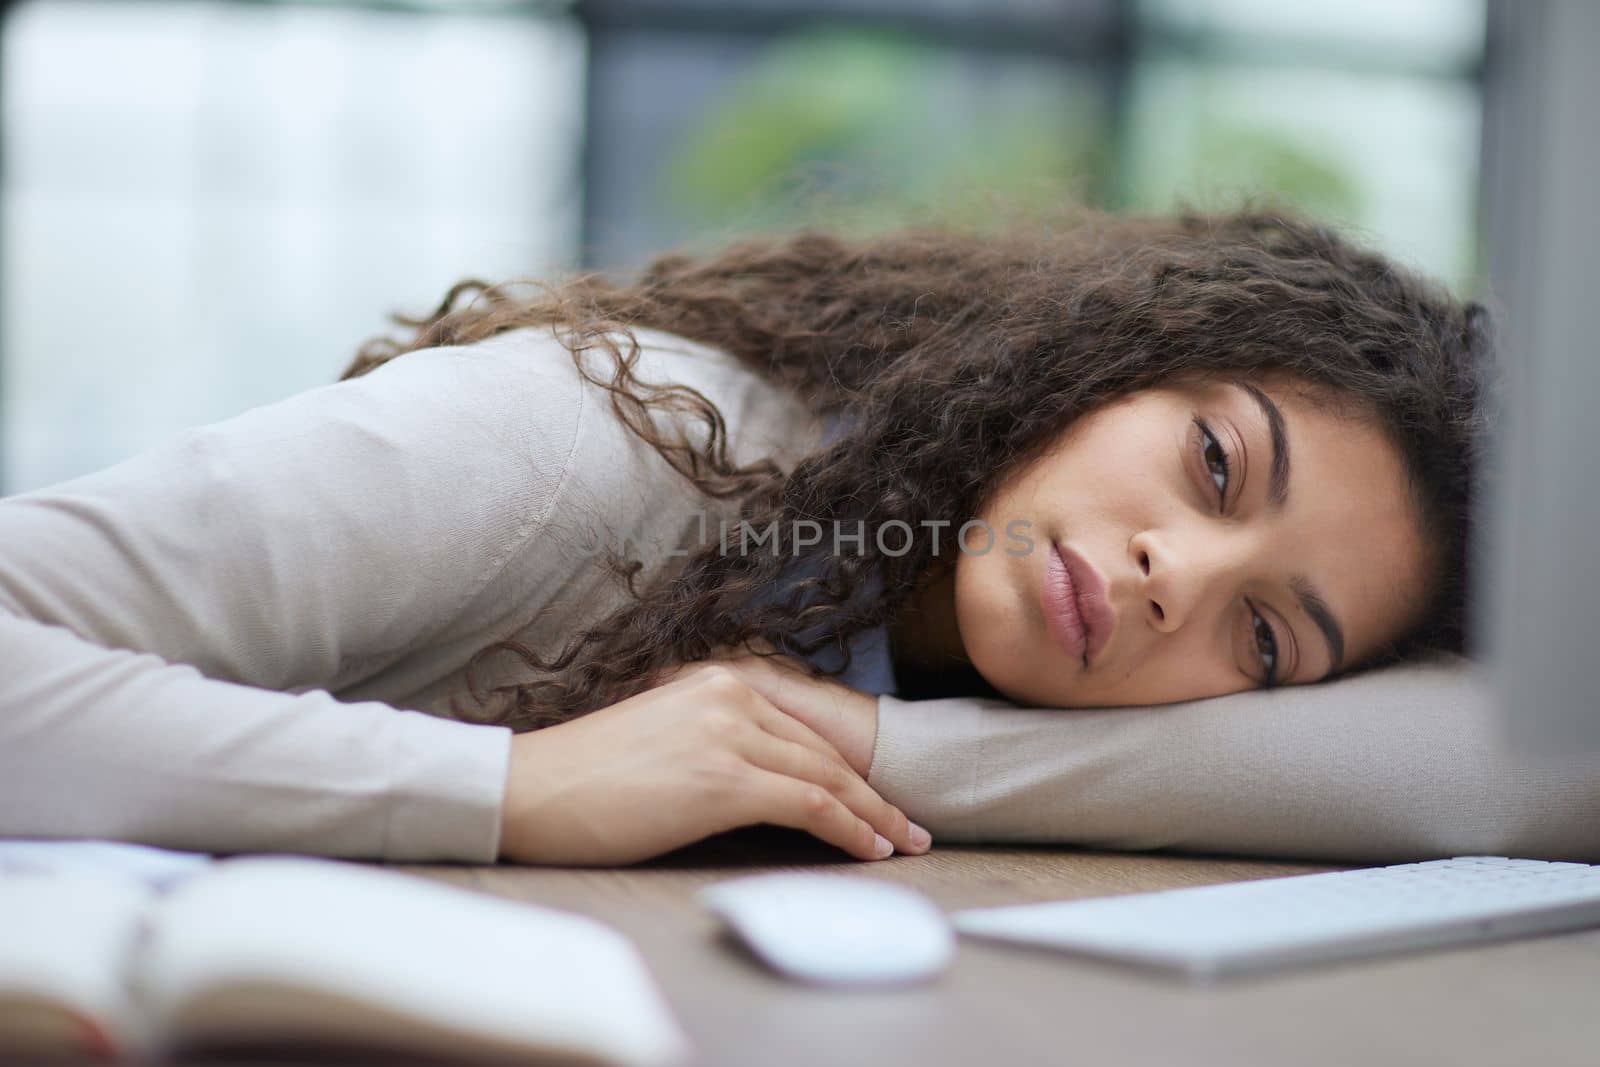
top-left (0, 334), bottom-right (582, 863)
top-left (866, 655), bottom-right (1600, 864)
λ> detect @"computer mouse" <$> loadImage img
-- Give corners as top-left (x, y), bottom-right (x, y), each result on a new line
top-left (697, 872), bottom-right (955, 987)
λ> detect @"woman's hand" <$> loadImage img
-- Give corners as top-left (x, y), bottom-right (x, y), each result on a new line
top-left (498, 664), bottom-right (927, 866)
top-left (649, 647), bottom-right (880, 778)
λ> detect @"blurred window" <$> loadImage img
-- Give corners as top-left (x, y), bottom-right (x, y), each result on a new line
top-left (1127, 0), bottom-right (1487, 293)
top-left (1, 0), bottom-right (583, 493)
top-left (579, 0), bottom-right (1127, 269)
top-left (0, 0), bottom-right (1486, 493)
top-left (581, 0), bottom-right (1485, 293)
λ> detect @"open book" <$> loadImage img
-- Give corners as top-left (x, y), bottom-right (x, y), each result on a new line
top-left (0, 851), bottom-right (689, 1065)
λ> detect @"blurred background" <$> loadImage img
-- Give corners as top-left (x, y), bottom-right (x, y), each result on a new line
top-left (0, 0), bottom-right (1504, 493)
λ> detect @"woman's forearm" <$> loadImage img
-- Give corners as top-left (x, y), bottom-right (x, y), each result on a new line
top-left (0, 611), bottom-right (511, 860)
top-left (866, 656), bottom-right (1600, 864)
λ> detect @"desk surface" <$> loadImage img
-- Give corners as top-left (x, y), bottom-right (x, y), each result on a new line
top-left (391, 832), bottom-right (1600, 1067)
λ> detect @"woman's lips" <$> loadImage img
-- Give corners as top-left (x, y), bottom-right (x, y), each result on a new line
top-left (1041, 540), bottom-right (1116, 667)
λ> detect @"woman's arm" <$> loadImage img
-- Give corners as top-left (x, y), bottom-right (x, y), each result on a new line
top-left (0, 335), bottom-right (579, 861)
top-left (0, 612), bottom-right (510, 860)
top-left (866, 655), bottom-right (1600, 864)
top-left (670, 650), bottom-right (1600, 864)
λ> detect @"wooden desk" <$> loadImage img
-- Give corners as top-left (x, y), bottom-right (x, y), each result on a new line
top-left (392, 831), bottom-right (1600, 1067)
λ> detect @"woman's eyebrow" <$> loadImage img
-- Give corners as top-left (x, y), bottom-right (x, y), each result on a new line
top-left (1291, 574), bottom-right (1347, 677)
top-left (1238, 382), bottom-right (1291, 508)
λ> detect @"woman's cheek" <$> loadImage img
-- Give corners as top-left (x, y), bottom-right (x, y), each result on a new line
top-left (958, 562), bottom-right (1081, 706)
top-left (952, 556), bottom-right (1021, 686)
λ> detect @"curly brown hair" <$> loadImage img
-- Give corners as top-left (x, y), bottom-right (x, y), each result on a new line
top-left (340, 198), bottom-right (1495, 731)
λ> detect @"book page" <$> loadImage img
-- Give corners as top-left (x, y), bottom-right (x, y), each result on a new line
top-left (0, 874), bottom-right (157, 1058)
top-left (135, 856), bottom-right (689, 1067)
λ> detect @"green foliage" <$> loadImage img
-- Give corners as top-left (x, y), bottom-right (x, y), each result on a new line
top-left (662, 28), bottom-right (1110, 241)
top-left (1124, 115), bottom-right (1363, 224)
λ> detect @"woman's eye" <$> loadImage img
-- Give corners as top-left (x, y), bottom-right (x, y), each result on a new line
top-left (1249, 601), bottom-right (1281, 686)
top-left (1194, 417), bottom-right (1230, 506)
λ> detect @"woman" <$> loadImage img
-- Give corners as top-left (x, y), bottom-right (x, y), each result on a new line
top-left (0, 203), bottom-right (1492, 868)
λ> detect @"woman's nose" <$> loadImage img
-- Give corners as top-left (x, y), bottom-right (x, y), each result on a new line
top-left (1130, 528), bottom-right (1234, 633)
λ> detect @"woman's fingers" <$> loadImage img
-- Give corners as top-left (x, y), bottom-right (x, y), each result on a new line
top-left (679, 665), bottom-right (930, 857)
top-left (738, 725), bottom-right (929, 856)
top-left (689, 664), bottom-right (849, 769)
top-left (744, 687), bottom-right (853, 765)
top-left (735, 765), bottom-right (894, 862)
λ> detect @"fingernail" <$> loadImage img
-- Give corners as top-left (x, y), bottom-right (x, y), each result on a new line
top-left (908, 822), bottom-right (932, 850)
top-left (873, 833), bottom-right (894, 859)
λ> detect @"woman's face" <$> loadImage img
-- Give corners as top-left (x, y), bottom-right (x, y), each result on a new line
top-left (936, 376), bottom-right (1432, 707)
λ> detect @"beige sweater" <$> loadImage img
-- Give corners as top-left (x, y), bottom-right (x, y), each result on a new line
top-left (2, 326), bottom-right (1595, 864)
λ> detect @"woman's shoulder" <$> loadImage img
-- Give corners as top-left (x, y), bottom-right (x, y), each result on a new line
top-left (460, 321), bottom-right (823, 453)
top-left (360, 320), bottom-right (824, 564)
top-left (515, 320), bottom-right (825, 552)
top-left (566, 323), bottom-right (823, 467)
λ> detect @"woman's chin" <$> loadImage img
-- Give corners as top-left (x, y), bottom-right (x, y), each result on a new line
top-left (967, 646), bottom-right (1081, 708)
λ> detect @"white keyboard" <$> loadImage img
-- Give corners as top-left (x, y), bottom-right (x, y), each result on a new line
top-left (951, 856), bottom-right (1600, 980)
